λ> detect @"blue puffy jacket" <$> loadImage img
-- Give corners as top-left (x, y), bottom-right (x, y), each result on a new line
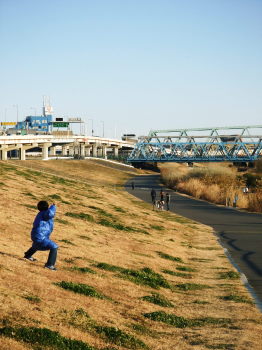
top-left (31, 204), bottom-right (58, 250)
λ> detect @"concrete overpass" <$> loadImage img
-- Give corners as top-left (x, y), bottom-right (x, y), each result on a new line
top-left (0, 134), bottom-right (135, 160)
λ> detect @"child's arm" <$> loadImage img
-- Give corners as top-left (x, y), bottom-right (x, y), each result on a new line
top-left (43, 204), bottom-right (56, 220)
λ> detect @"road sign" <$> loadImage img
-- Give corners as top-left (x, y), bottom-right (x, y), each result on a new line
top-left (1, 122), bottom-right (17, 126)
top-left (53, 122), bottom-right (69, 127)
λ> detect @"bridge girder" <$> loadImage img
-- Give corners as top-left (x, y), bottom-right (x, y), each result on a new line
top-left (128, 125), bottom-right (262, 163)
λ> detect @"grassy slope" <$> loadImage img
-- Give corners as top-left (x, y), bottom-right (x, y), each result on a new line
top-left (0, 160), bottom-right (261, 350)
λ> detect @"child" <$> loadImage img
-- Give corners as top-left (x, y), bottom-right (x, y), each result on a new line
top-left (24, 201), bottom-right (58, 271)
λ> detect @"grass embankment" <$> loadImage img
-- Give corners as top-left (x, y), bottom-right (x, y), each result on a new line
top-left (160, 161), bottom-right (262, 212)
top-left (0, 160), bottom-right (261, 350)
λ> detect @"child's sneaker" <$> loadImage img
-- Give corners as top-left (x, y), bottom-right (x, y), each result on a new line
top-left (44, 264), bottom-right (57, 271)
top-left (24, 256), bottom-right (37, 262)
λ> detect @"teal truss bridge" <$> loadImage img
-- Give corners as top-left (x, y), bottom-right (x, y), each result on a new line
top-left (127, 125), bottom-right (262, 163)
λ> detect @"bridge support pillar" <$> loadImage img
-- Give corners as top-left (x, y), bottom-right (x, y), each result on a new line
top-left (68, 145), bottom-right (74, 156)
top-left (49, 146), bottom-right (57, 156)
top-left (41, 143), bottom-right (52, 160)
top-left (62, 145), bottom-right (68, 156)
top-left (92, 144), bottom-right (98, 157)
top-left (97, 147), bottom-right (103, 157)
top-left (19, 143), bottom-right (38, 160)
top-left (0, 145), bottom-right (8, 160)
top-left (102, 146), bottom-right (107, 159)
top-left (85, 146), bottom-right (91, 157)
top-left (113, 146), bottom-right (119, 157)
top-left (80, 144), bottom-right (85, 158)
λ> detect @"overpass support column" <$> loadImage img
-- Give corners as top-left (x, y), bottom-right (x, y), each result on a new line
top-left (0, 146), bottom-right (8, 161)
top-left (42, 143), bottom-right (52, 160)
top-left (102, 146), bottom-right (107, 159)
top-left (113, 146), bottom-right (119, 157)
top-left (68, 145), bottom-right (74, 156)
top-left (49, 146), bottom-right (57, 156)
top-left (97, 147), bottom-right (102, 157)
top-left (92, 144), bottom-right (98, 157)
top-left (62, 145), bottom-right (68, 156)
top-left (85, 146), bottom-right (91, 157)
top-left (20, 146), bottom-right (26, 161)
top-left (80, 144), bottom-right (85, 158)
top-left (19, 143), bottom-right (38, 161)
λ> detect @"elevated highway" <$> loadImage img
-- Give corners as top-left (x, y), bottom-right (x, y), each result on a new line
top-left (0, 134), bottom-right (134, 160)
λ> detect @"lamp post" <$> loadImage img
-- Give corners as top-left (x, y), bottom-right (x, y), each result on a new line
top-left (88, 118), bottom-right (94, 136)
top-left (101, 120), bottom-right (104, 138)
top-left (13, 104), bottom-right (19, 124)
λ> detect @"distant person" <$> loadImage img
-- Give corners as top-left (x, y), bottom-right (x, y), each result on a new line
top-left (151, 188), bottom-right (156, 203)
top-left (165, 192), bottom-right (171, 210)
top-left (24, 201), bottom-right (58, 271)
top-left (131, 181), bottom-right (135, 190)
top-left (159, 190), bottom-right (165, 210)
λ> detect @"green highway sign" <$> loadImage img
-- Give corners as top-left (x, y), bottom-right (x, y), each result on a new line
top-left (53, 122), bottom-right (69, 127)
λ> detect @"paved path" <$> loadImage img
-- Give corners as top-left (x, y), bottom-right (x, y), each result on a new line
top-left (126, 175), bottom-right (262, 307)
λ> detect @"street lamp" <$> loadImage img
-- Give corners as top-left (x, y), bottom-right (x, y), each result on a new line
top-left (88, 118), bottom-right (94, 136)
top-left (13, 104), bottom-right (19, 123)
top-left (101, 120), bottom-right (104, 138)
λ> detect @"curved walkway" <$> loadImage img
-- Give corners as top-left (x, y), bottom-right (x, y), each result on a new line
top-left (126, 175), bottom-right (262, 307)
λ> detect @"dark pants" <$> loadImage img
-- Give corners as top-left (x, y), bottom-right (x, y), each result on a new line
top-left (24, 247), bottom-right (58, 266)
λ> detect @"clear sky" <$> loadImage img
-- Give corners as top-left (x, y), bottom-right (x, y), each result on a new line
top-left (0, 0), bottom-right (261, 138)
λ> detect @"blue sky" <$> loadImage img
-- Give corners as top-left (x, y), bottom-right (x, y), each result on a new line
top-left (0, 0), bottom-right (261, 138)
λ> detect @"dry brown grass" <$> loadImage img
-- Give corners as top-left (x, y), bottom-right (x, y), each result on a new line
top-left (160, 162), bottom-right (261, 212)
top-left (0, 160), bottom-right (261, 350)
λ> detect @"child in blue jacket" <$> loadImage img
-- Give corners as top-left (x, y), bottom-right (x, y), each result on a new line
top-left (24, 201), bottom-right (58, 270)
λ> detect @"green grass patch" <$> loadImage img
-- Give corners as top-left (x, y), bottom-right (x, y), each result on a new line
top-left (24, 204), bottom-right (36, 209)
top-left (157, 251), bottom-right (183, 263)
top-left (130, 324), bottom-right (158, 338)
top-left (220, 294), bottom-right (253, 304)
top-left (88, 206), bottom-right (114, 218)
top-left (150, 225), bottom-right (164, 231)
top-left (190, 258), bottom-right (214, 262)
top-left (141, 292), bottom-right (174, 307)
top-left (162, 269), bottom-right (192, 278)
top-left (144, 311), bottom-right (231, 328)
top-left (56, 218), bottom-right (70, 225)
top-left (94, 262), bottom-right (126, 273)
top-left (70, 266), bottom-right (96, 274)
top-left (95, 263), bottom-right (171, 289)
top-left (176, 266), bottom-right (196, 272)
top-left (193, 300), bottom-right (210, 304)
top-left (175, 283), bottom-right (211, 291)
top-left (113, 206), bottom-right (126, 213)
top-left (23, 192), bottom-right (36, 198)
top-left (120, 267), bottom-right (172, 289)
top-left (23, 295), bottom-right (41, 303)
top-left (55, 281), bottom-right (107, 299)
top-left (218, 271), bottom-right (240, 280)
top-left (78, 235), bottom-right (91, 240)
top-left (64, 309), bottom-right (147, 349)
top-left (98, 219), bottom-right (149, 234)
top-left (95, 326), bottom-right (148, 349)
top-left (0, 326), bottom-right (95, 350)
top-left (65, 212), bottom-right (94, 222)
top-left (59, 239), bottom-right (76, 245)
top-left (50, 176), bottom-right (74, 185)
